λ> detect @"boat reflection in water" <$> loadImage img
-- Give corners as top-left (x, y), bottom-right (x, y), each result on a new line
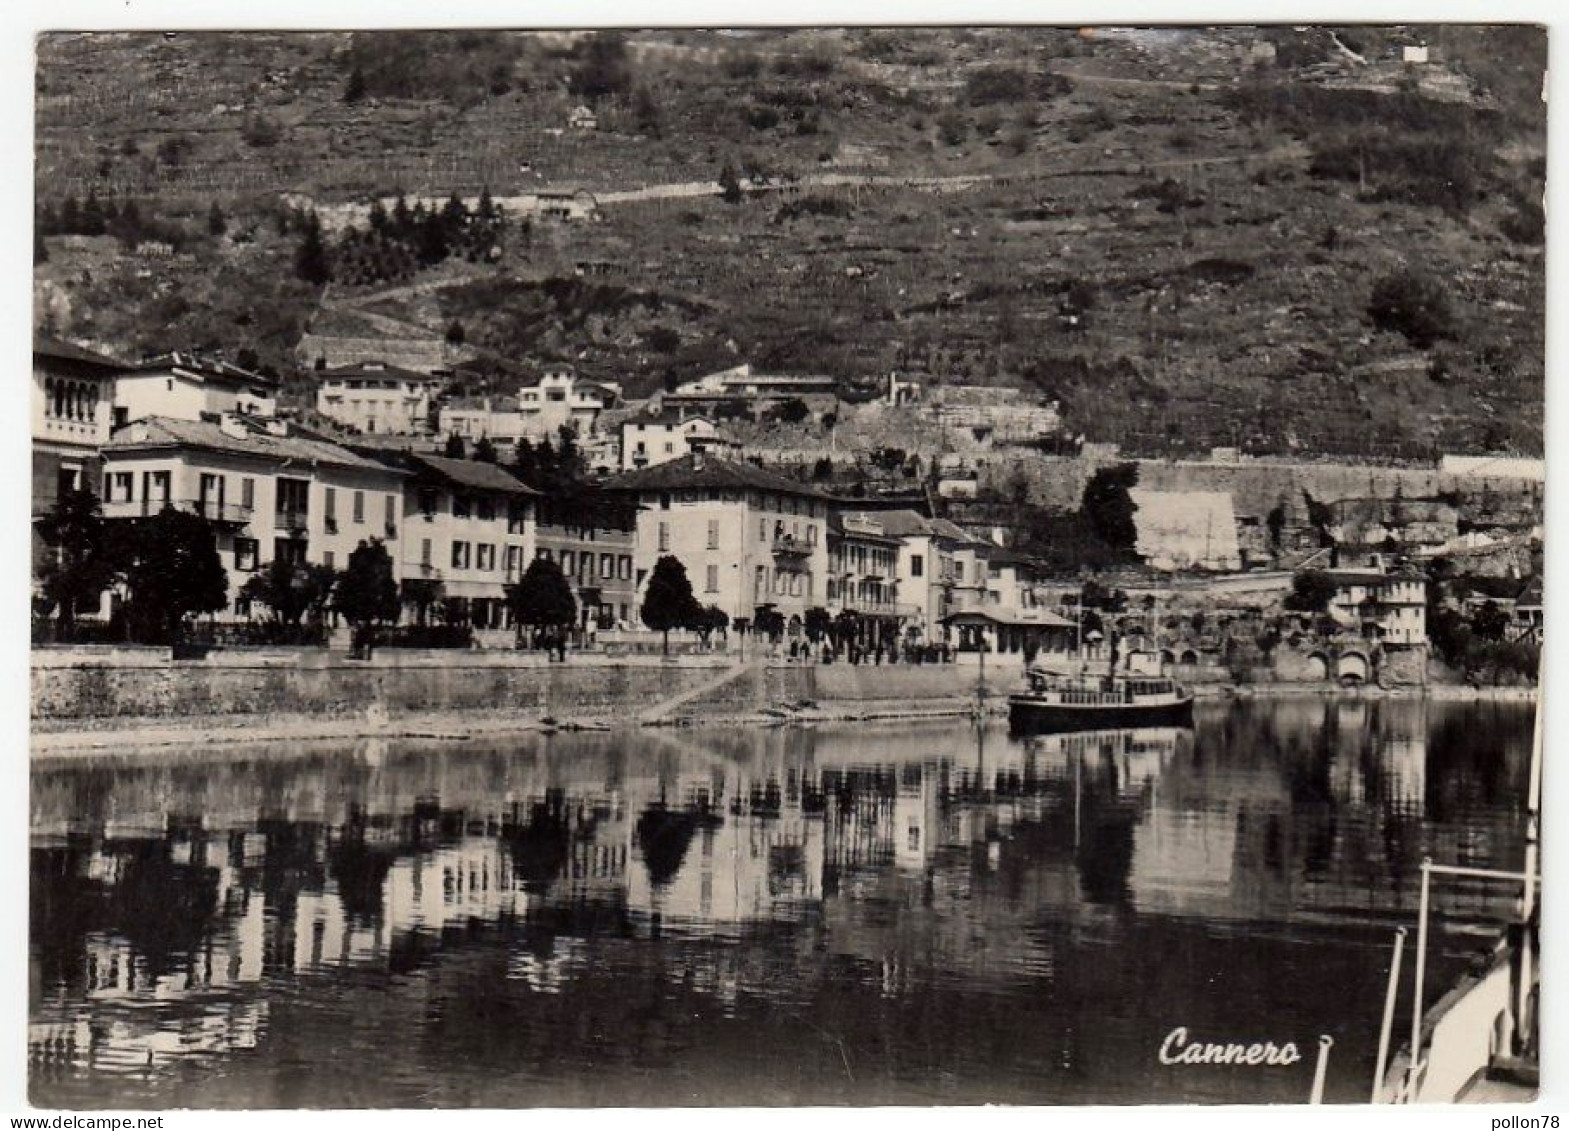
top-left (29, 699), bottom-right (1533, 1108)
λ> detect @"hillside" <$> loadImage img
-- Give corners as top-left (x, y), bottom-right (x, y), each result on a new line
top-left (33, 26), bottom-right (1546, 459)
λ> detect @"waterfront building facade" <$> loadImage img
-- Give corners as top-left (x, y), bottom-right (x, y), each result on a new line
top-left (603, 453), bottom-right (831, 630)
top-left (535, 491), bottom-right (640, 634)
top-left (825, 512), bottom-right (913, 649)
top-left (101, 415), bottom-right (408, 621)
top-left (32, 336), bottom-right (127, 519)
top-left (368, 452), bottom-right (539, 630)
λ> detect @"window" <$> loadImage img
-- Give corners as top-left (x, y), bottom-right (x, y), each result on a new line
top-left (478, 497), bottom-right (496, 522)
top-left (353, 491), bottom-right (365, 524)
top-left (454, 494), bottom-right (472, 519)
top-left (477, 544), bottom-right (495, 572)
top-left (506, 546), bottom-right (522, 576)
top-left (562, 550), bottom-right (576, 575)
top-left (706, 564), bottom-right (719, 593)
top-left (241, 478), bottom-right (255, 509)
top-left (108, 471), bottom-right (134, 503)
top-left (807, 524), bottom-right (817, 546)
top-left (419, 487), bottom-right (440, 518)
top-left (580, 553), bottom-right (594, 582)
top-left (658, 522), bottom-right (670, 552)
top-left (600, 553), bottom-right (613, 578)
top-left (325, 488), bottom-right (337, 521)
top-left (421, 538), bottom-right (432, 566)
top-left (451, 541), bottom-right (471, 570)
top-left (664, 442), bottom-right (674, 454)
top-left (274, 538), bottom-right (307, 565)
top-left (145, 470), bottom-right (171, 506)
top-left (235, 538), bottom-right (259, 572)
top-left (619, 555), bottom-right (632, 580)
top-left (323, 550), bottom-right (335, 569)
top-left (910, 553), bottom-right (924, 578)
top-left (760, 518), bottom-right (769, 542)
top-left (537, 548), bottom-right (553, 561)
top-left (707, 519), bottom-right (720, 550)
top-left (277, 478), bottom-right (310, 521)
top-left (659, 493), bottom-right (671, 511)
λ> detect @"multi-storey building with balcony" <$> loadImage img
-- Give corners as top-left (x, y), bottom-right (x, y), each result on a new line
top-left (315, 361), bottom-right (442, 436)
top-left (603, 452), bottom-right (831, 632)
top-left (1322, 566), bottom-right (1429, 647)
top-left (838, 509), bottom-right (985, 643)
top-left (361, 452), bottom-right (539, 630)
top-left (100, 415), bottom-right (408, 621)
top-left (535, 490), bottom-right (640, 634)
top-left (32, 336), bottom-right (128, 518)
top-left (825, 513), bottom-right (916, 650)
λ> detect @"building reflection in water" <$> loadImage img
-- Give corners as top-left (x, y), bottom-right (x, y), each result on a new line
top-left (30, 701), bottom-right (1532, 1104)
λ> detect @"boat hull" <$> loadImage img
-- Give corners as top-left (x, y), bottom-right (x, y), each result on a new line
top-left (1007, 694), bottom-right (1195, 735)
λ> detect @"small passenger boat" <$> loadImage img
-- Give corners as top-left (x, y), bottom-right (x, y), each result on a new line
top-left (1008, 667), bottom-right (1194, 735)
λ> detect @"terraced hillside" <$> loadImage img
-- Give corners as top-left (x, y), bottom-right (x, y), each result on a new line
top-left (33, 26), bottom-right (1546, 458)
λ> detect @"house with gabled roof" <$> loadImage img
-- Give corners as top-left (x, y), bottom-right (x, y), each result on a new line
top-left (603, 452), bottom-right (831, 630)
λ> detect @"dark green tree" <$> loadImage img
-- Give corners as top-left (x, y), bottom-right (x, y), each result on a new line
top-left (1081, 462), bottom-right (1140, 557)
top-left (34, 488), bottom-right (115, 638)
top-left (804, 606), bottom-right (832, 643)
top-left (1471, 599), bottom-right (1509, 642)
top-left (1283, 569), bottom-right (1338, 615)
top-left (1368, 270), bottom-right (1452, 349)
top-left (240, 557), bottom-right (338, 628)
top-left (295, 210), bottom-right (331, 284)
top-left (345, 64), bottom-right (367, 104)
top-left (641, 554), bottom-right (701, 654)
top-left (207, 202), bottom-right (227, 237)
top-left (335, 539), bottom-right (400, 649)
top-left (512, 437), bottom-right (539, 483)
top-left (473, 435), bottom-right (498, 464)
top-left (445, 319), bottom-right (466, 345)
top-left (506, 556), bottom-right (577, 652)
top-left (569, 33), bottom-right (630, 99)
top-left (112, 509), bottom-right (229, 643)
top-left (444, 433), bottom-right (467, 459)
top-left (693, 604), bottom-right (729, 646)
top-left (719, 163), bottom-right (744, 204)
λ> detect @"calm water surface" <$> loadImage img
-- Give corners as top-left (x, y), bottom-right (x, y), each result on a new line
top-left (30, 698), bottom-right (1534, 1107)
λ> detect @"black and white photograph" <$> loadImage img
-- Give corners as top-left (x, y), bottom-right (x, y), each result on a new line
top-left (23, 18), bottom-right (1548, 1111)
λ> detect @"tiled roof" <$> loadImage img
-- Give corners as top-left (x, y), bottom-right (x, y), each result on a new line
top-left (320, 361), bottom-right (442, 383)
top-left (137, 351), bottom-right (281, 388)
top-left (409, 453), bottom-right (539, 495)
top-left (34, 334), bottom-right (131, 370)
top-left (602, 454), bottom-right (828, 499)
top-left (104, 416), bottom-right (395, 473)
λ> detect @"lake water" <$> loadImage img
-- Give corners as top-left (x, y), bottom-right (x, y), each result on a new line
top-left (29, 697), bottom-right (1535, 1107)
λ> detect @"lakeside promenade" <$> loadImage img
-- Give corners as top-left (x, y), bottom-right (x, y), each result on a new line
top-left (30, 645), bottom-right (1536, 757)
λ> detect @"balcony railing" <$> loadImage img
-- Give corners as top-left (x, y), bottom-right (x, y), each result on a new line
top-left (102, 498), bottom-right (252, 525)
top-left (772, 535), bottom-right (815, 557)
top-left (274, 508), bottom-right (310, 532)
top-left (832, 597), bottom-right (923, 618)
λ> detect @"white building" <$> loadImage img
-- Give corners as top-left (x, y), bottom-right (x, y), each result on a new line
top-left (32, 336), bottom-right (127, 516)
top-left (366, 451), bottom-right (540, 630)
top-left (113, 352), bottom-right (280, 427)
top-left (604, 453), bottom-right (832, 630)
top-left (619, 413), bottom-right (738, 470)
top-left (1321, 567), bottom-right (1429, 647)
top-left (100, 415), bottom-right (409, 622)
top-left (315, 362), bottom-right (442, 436)
top-left (439, 366), bottom-right (609, 444)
